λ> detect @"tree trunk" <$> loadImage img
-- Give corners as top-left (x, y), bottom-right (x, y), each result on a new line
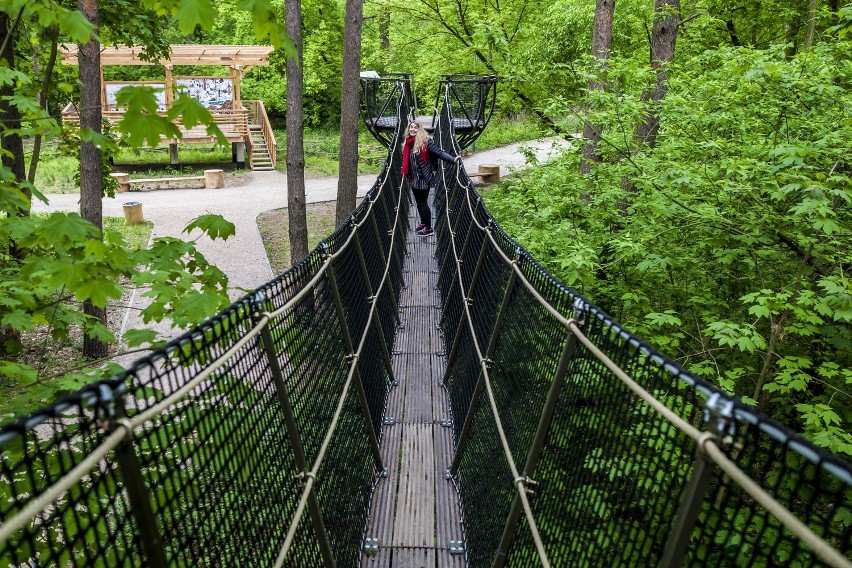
top-left (28, 26), bottom-right (60, 185)
top-left (804, 0), bottom-right (818, 49)
top-left (379, 11), bottom-right (390, 51)
top-left (634, 0), bottom-right (680, 149)
top-left (78, 0), bottom-right (108, 359)
top-left (286, 0), bottom-right (308, 265)
top-left (335, 0), bottom-right (363, 226)
top-left (580, 0), bottom-right (616, 177)
top-left (0, 12), bottom-right (28, 207)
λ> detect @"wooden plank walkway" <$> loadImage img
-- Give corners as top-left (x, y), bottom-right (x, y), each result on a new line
top-left (361, 202), bottom-right (465, 567)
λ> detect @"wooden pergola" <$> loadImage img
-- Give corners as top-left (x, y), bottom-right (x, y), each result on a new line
top-left (59, 44), bottom-right (273, 110)
top-left (60, 45), bottom-right (277, 169)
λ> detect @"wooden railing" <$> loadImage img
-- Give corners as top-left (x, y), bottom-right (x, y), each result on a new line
top-left (248, 99), bottom-right (277, 169)
top-left (61, 103), bottom-right (250, 144)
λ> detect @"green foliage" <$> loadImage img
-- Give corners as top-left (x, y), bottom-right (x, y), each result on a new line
top-left (483, 35), bottom-right (852, 455)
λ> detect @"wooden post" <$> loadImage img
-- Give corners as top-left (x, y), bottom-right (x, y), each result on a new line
top-left (122, 201), bottom-right (144, 224)
top-left (231, 66), bottom-right (241, 108)
top-left (204, 169), bottom-right (225, 189)
top-left (478, 164), bottom-right (500, 183)
top-left (164, 65), bottom-right (173, 110)
top-left (110, 172), bottom-right (130, 192)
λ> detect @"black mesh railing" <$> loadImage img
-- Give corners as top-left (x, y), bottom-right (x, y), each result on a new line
top-left (0, 90), bottom-right (413, 567)
top-left (2, 81), bottom-right (851, 568)
top-left (431, 87), bottom-right (852, 567)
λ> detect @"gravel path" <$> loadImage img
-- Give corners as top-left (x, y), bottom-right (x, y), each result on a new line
top-left (32, 138), bottom-right (567, 365)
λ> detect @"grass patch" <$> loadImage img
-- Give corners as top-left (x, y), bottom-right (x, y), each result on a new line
top-left (34, 155), bottom-right (79, 193)
top-left (275, 126), bottom-right (387, 177)
top-left (115, 145), bottom-right (233, 165)
top-left (258, 201), bottom-right (356, 274)
top-left (103, 216), bottom-right (154, 249)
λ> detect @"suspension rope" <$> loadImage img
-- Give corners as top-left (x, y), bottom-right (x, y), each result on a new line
top-left (445, 134), bottom-right (850, 568)
top-left (435, 109), bottom-right (552, 568)
top-left (274, 94), bottom-right (408, 566)
top-left (0, 93), bottom-right (407, 555)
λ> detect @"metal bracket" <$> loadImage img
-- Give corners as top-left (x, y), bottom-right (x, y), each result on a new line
top-left (363, 538), bottom-right (380, 553)
top-left (440, 419), bottom-right (453, 428)
top-left (380, 468), bottom-right (389, 478)
top-left (383, 416), bottom-right (396, 426)
top-left (392, 350), bottom-right (402, 356)
top-left (449, 540), bottom-right (464, 555)
top-left (391, 379), bottom-right (399, 387)
top-left (398, 303), bottom-right (407, 309)
top-left (432, 268), bottom-right (439, 274)
top-left (703, 392), bottom-right (736, 439)
top-left (397, 323), bottom-right (405, 331)
top-left (436, 351), bottom-right (447, 357)
top-left (444, 468), bottom-right (452, 480)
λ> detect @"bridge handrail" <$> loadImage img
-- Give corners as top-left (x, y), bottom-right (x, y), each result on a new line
top-left (433, 85), bottom-right (851, 567)
top-left (0, 83), bottom-right (413, 568)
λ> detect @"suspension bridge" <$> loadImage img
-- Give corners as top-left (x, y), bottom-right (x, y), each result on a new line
top-left (0, 76), bottom-right (850, 568)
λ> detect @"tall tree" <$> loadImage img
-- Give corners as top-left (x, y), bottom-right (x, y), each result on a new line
top-left (78, 0), bottom-right (108, 359)
top-left (634, 0), bottom-right (680, 148)
top-left (286, 0), bottom-right (308, 263)
top-left (580, 0), bottom-right (616, 176)
top-left (0, 12), bottom-right (27, 203)
top-left (335, 0), bottom-right (363, 225)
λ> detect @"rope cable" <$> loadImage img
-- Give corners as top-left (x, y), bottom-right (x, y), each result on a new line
top-left (274, 91), bottom-right (408, 565)
top-left (444, 121), bottom-right (848, 566)
top-left (435, 107), bottom-right (552, 568)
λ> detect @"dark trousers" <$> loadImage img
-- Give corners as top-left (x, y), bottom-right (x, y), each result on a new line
top-left (412, 186), bottom-right (431, 228)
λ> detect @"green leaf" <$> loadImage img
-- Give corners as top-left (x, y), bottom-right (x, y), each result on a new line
top-left (175, 0), bottom-right (216, 34)
top-left (183, 214), bottom-right (235, 241)
top-left (124, 328), bottom-right (159, 348)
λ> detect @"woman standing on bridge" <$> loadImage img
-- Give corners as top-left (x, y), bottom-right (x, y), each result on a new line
top-left (401, 120), bottom-right (461, 237)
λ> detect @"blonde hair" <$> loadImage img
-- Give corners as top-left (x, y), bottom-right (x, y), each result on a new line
top-left (404, 120), bottom-right (430, 155)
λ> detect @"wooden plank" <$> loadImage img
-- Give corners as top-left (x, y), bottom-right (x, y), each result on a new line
top-left (392, 425), bottom-right (435, 547)
top-left (402, 353), bottom-right (433, 424)
top-left (129, 176), bottom-right (205, 184)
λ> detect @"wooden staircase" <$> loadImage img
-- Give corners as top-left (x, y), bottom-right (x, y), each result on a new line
top-left (249, 125), bottom-right (274, 171)
top-left (245, 100), bottom-right (277, 172)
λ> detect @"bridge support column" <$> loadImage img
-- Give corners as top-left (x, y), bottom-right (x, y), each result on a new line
top-left (258, 322), bottom-right (336, 568)
top-left (658, 450), bottom-right (715, 568)
top-left (658, 396), bottom-right (733, 568)
top-left (233, 142), bottom-right (246, 169)
top-left (324, 249), bottom-right (384, 472)
top-left (492, 331), bottom-right (579, 567)
top-left (450, 254), bottom-right (518, 475)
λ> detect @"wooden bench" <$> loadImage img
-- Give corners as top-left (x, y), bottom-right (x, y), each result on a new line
top-left (467, 164), bottom-right (500, 184)
top-left (111, 169), bottom-right (225, 192)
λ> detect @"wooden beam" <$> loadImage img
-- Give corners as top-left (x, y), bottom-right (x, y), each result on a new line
top-left (59, 44), bottom-right (274, 67)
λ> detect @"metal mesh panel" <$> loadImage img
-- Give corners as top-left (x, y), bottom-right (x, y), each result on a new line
top-left (434, 87), bottom-right (851, 567)
top-left (1, 105), bottom-right (408, 565)
top-left (0, 385), bottom-right (142, 567)
top-left (3, 80), bottom-right (850, 568)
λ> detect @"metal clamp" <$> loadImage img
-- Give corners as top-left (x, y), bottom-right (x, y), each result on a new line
top-left (363, 537), bottom-right (380, 553)
top-left (703, 392), bottom-right (736, 439)
top-left (440, 419), bottom-right (453, 428)
top-left (449, 540), bottom-right (464, 555)
top-left (383, 416), bottom-right (396, 426)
